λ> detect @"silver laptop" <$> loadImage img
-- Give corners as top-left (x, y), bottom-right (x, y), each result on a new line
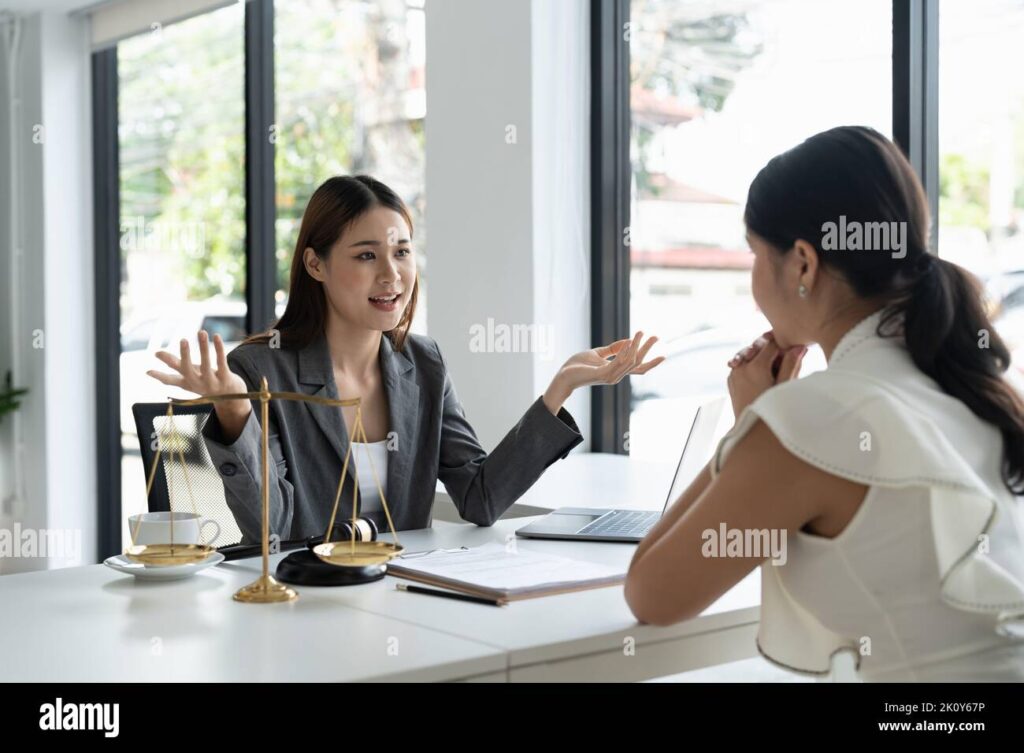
top-left (515, 397), bottom-right (727, 543)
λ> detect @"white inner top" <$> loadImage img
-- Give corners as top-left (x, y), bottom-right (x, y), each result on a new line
top-left (351, 441), bottom-right (388, 513)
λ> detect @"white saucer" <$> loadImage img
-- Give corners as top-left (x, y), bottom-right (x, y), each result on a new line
top-left (104, 551), bottom-right (225, 581)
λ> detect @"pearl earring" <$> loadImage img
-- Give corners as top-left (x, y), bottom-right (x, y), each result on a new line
top-left (798, 283), bottom-right (808, 298)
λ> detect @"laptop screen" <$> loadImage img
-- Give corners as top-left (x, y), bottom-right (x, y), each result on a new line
top-left (660, 397), bottom-right (728, 514)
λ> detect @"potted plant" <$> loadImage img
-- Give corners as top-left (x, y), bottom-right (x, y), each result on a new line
top-left (0, 370), bottom-right (28, 421)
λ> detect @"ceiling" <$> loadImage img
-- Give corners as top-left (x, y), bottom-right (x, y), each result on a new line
top-left (1, 0), bottom-right (110, 15)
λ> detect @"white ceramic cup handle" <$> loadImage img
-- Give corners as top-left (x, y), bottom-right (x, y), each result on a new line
top-left (200, 519), bottom-right (221, 546)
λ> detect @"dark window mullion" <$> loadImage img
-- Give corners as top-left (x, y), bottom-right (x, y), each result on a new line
top-left (893, 0), bottom-right (940, 251)
top-left (245, 0), bottom-right (277, 335)
top-left (92, 48), bottom-right (121, 561)
top-left (590, 0), bottom-right (632, 454)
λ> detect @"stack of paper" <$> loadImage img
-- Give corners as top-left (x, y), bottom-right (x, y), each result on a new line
top-left (387, 542), bottom-right (627, 602)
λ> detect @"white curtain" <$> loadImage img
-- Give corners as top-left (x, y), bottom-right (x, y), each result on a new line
top-left (0, 11), bottom-right (23, 568)
top-left (529, 0), bottom-right (591, 409)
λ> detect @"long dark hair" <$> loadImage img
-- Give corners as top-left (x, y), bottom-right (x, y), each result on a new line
top-left (243, 175), bottom-right (419, 351)
top-left (744, 125), bottom-right (1024, 494)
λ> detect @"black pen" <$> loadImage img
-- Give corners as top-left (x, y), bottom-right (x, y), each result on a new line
top-left (395, 582), bottom-right (507, 607)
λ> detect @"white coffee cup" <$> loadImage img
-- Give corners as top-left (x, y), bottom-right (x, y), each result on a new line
top-left (128, 512), bottom-right (221, 546)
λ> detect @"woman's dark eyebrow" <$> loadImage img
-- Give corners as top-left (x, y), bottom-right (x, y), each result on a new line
top-left (348, 239), bottom-right (411, 247)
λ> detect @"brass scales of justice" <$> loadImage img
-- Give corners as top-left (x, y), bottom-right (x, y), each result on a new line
top-left (126, 377), bottom-right (404, 603)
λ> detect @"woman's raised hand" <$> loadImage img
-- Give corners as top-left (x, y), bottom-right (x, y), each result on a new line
top-left (543, 332), bottom-right (664, 413)
top-left (146, 330), bottom-right (248, 398)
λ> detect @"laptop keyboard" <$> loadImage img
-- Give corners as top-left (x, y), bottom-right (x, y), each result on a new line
top-left (577, 511), bottom-right (660, 537)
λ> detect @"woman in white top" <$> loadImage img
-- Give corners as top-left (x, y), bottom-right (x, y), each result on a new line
top-left (624, 125), bottom-right (1024, 681)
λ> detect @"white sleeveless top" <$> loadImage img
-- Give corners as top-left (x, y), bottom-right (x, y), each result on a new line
top-left (351, 441), bottom-right (389, 514)
top-left (711, 309), bottom-right (1024, 681)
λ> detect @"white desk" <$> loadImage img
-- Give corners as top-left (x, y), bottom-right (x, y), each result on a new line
top-left (2, 453), bottom-right (761, 682)
top-left (0, 550), bottom-right (506, 682)
top-left (0, 515), bottom-right (758, 683)
top-left (358, 517), bottom-right (760, 681)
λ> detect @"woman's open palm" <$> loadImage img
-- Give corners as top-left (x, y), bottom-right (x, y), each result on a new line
top-left (556, 332), bottom-right (664, 391)
top-left (146, 330), bottom-right (248, 398)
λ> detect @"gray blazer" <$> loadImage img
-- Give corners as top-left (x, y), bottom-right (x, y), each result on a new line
top-left (201, 332), bottom-right (583, 544)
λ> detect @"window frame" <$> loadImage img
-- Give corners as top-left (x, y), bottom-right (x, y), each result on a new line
top-left (589, 0), bottom-right (632, 454)
top-left (93, 48), bottom-right (122, 559)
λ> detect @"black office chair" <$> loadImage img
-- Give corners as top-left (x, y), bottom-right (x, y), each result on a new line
top-left (131, 403), bottom-right (243, 548)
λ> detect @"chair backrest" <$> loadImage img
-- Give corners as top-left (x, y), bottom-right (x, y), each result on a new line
top-left (131, 403), bottom-right (243, 548)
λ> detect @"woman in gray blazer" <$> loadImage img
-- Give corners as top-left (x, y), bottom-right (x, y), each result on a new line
top-left (148, 176), bottom-right (662, 544)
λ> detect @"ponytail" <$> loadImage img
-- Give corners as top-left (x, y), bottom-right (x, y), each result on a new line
top-left (889, 257), bottom-right (1024, 493)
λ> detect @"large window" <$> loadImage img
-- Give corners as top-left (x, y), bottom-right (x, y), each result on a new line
top-left (117, 4), bottom-right (246, 546)
top-left (939, 0), bottom-right (1024, 374)
top-left (274, 0), bottom-right (427, 328)
top-left (626, 0), bottom-right (892, 461)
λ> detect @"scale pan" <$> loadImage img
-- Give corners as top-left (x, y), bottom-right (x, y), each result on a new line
top-left (312, 541), bottom-right (403, 567)
top-left (124, 543), bottom-right (218, 567)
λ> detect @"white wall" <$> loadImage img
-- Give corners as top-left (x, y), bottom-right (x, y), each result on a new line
top-left (425, 0), bottom-right (591, 450)
top-left (0, 10), bottom-right (94, 573)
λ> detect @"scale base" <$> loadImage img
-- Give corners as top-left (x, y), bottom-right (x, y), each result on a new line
top-left (276, 549), bottom-right (387, 586)
top-left (233, 574), bottom-right (299, 603)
